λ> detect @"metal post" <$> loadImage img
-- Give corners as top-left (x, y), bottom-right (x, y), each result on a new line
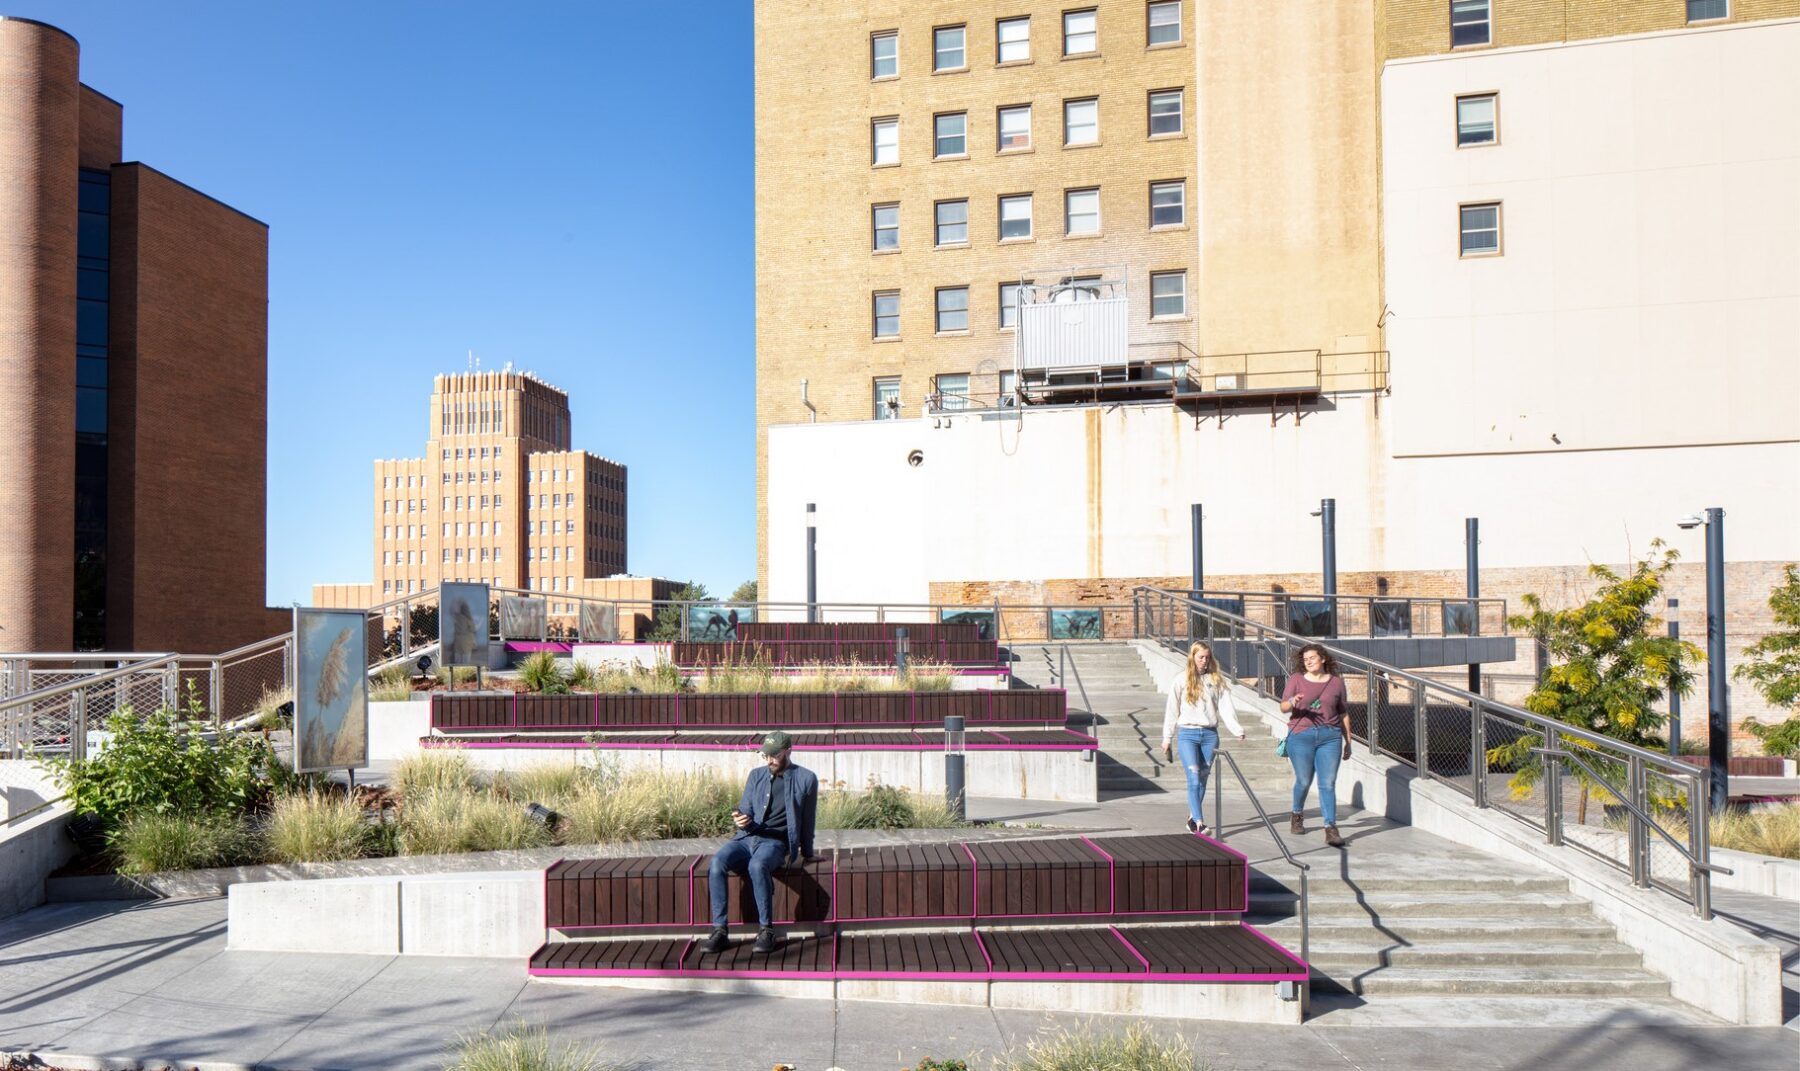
top-left (1465, 517), bottom-right (1480, 694)
top-left (944, 715), bottom-right (966, 820)
top-left (1543, 727), bottom-right (1564, 846)
top-left (1690, 770), bottom-right (1712, 919)
top-left (209, 658), bottom-right (224, 729)
top-left (1627, 755), bottom-right (1649, 887)
top-left (895, 627), bottom-right (909, 674)
top-left (1412, 679), bottom-right (1428, 778)
top-left (805, 503), bottom-right (818, 625)
top-left (1319, 498), bottom-right (1337, 597)
top-left (1363, 664), bottom-right (1376, 749)
top-left (1666, 599), bottom-right (1681, 758)
top-left (400, 603), bottom-right (412, 657)
top-left (1470, 698), bottom-right (1488, 807)
top-left (1213, 749), bottom-right (1224, 833)
top-left (1702, 508), bottom-right (1728, 814)
top-left (1190, 503), bottom-right (1204, 645)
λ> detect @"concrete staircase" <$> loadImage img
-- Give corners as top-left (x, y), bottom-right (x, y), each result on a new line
top-left (1004, 641), bottom-right (1687, 1011)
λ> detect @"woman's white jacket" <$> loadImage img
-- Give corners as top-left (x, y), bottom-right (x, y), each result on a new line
top-left (1160, 676), bottom-right (1246, 746)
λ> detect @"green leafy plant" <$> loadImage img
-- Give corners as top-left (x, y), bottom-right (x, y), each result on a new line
top-left (111, 810), bottom-right (260, 874)
top-left (446, 1021), bottom-right (617, 1071)
top-left (1650, 803), bottom-right (1799, 861)
top-left (908, 1058), bottom-right (970, 1071)
top-left (819, 781), bottom-right (963, 830)
top-left (566, 659), bottom-right (599, 692)
top-left (649, 582), bottom-right (708, 641)
top-left (996, 1022), bottom-right (1195, 1071)
top-left (49, 705), bottom-right (277, 829)
top-left (371, 664), bottom-right (415, 703)
top-left (518, 650), bottom-right (571, 695)
top-left (392, 748), bottom-right (476, 803)
top-left (251, 685), bottom-right (292, 730)
top-left (1734, 564), bottom-right (1800, 758)
top-left (1490, 542), bottom-right (1702, 823)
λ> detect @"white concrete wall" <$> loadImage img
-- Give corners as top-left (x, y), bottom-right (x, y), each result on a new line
top-left (368, 700), bottom-right (433, 764)
top-left (0, 804), bottom-right (72, 920)
top-left (1383, 18), bottom-right (1800, 461)
top-left (228, 870), bottom-right (544, 958)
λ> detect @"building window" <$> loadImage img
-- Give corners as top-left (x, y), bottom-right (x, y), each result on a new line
top-left (1064, 98), bottom-right (1098, 145)
top-left (1065, 187), bottom-right (1101, 235)
top-left (1148, 89), bottom-right (1183, 136)
top-left (997, 16), bottom-right (1030, 62)
top-left (873, 118), bottom-right (899, 165)
top-left (873, 377), bottom-right (901, 419)
top-left (1151, 271), bottom-right (1186, 318)
top-left (935, 199), bottom-right (969, 246)
top-left (1150, 180), bottom-right (1185, 227)
top-left (999, 282), bottom-right (1022, 329)
top-left (1456, 94), bottom-right (1497, 146)
top-left (1687, 0), bottom-right (1728, 20)
top-left (873, 203), bottom-right (900, 250)
top-left (998, 105), bottom-right (1031, 150)
top-left (937, 373), bottom-right (971, 411)
top-left (934, 112), bottom-right (967, 157)
top-left (1459, 202), bottom-right (1502, 256)
top-left (871, 30), bottom-right (898, 78)
top-left (935, 286), bottom-right (970, 332)
top-left (934, 25), bottom-right (966, 71)
top-left (1451, 0), bottom-right (1490, 47)
top-left (873, 290), bottom-right (901, 337)
top-left (1063, 9), bottom-right (1097, 55)
top-left (1147, 1), bottom-right (1181, 45)
top-left (999, 194), bottom-right (1033, 240)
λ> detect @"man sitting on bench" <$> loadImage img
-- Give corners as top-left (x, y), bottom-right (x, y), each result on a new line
top-left (703, 730), bottom-right (819, 954)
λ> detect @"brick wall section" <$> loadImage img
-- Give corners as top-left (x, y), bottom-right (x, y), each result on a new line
top-left (107, 163), bottom-right (274, 653)
top-left (1384, 0), bottom-right (1800, 59)
top-left (76, 84), bottom-right (119, 170)
top-left (0, 19), bottom-right (80, 651)
top-left (933, 559), bottom-right (1796, 747)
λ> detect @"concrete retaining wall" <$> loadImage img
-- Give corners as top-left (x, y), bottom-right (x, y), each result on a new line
top-left (0, 803), bottom-right (73, 920)
top-left (1711, 847), bottom-right (1800, 901)
top-left (228, 870), bottom-right (544, 957)
top-left (369, 699), bottom-right (433, 763)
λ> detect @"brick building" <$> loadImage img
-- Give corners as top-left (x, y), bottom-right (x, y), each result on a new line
top-left (755, 1), bottom-right (1800, 733)
top-left (313, 370), bottom-right (629, 615)
top-left (0, 15), bottom-right (282, 654)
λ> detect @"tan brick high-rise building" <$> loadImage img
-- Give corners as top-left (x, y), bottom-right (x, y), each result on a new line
top-left (0, 15), bottom-right (280, 654)
top-left (317, 370), bottom-right (628, 614)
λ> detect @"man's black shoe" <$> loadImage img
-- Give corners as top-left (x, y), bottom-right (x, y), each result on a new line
top-left (702, 927), bottom-right (730, 954)
top-left (752, 927), bottom-right (779, 954)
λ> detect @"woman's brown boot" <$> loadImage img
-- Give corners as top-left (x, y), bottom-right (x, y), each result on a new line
top-left (1289, 812), bottom-right (1304, 835)
top-left (1325, 825), bottom-right (1345, 848)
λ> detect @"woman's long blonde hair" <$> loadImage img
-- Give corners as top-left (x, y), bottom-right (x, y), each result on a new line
top-left (1184, 642), bottom-right (1227, 704)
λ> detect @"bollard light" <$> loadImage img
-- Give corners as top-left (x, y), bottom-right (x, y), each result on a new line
top-left (944, 715), bottom-right (966, 820)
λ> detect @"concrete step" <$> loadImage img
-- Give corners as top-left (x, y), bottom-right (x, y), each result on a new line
top-left (1247, 874), bottom-right (1571, 895)
top-left (1304, 943), bottom-right (1644, 971)
top-left (1254, 914), bottom-right (1622, 944)
top-left (1309, 966), bottom-right (1671, 998)
top-left (1246, 892), bottom-right (1598, 919)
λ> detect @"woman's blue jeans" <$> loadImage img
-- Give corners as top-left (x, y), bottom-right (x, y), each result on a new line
top-left (1176, 726), bottom-right (1219, 824)
top-left (1287, 725), bottom-right (1344, 826)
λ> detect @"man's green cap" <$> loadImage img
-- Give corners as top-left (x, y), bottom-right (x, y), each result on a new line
top-left (760, 731), bottom-right (794, 756)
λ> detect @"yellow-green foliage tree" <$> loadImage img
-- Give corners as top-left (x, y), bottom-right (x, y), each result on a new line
top-left (1490, 541), bottom-right (1702, 822)
top-left (1736, 564), bottom-right (1800, 758)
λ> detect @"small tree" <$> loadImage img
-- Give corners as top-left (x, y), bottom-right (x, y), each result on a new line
top-left (1736, 564), bottom-right (1800, 758)
top-left (729, 579), bottom-right (758, 605)
top-left (649, 582), bottom-right (708, 642)
top-left (1490, 542), bottom-right (1702, 823)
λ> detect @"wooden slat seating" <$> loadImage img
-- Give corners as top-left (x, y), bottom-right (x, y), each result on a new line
top-left (428, 690), bottom-right (1072, 737)
top-left (735, 622), bottom-right (984, 643)
top-left (529, 834), bottom-right (1306, 984)
top-left (669, 637), bottom-right (1002, 667)
top-left (421, 728), bottom-right (1100, 751)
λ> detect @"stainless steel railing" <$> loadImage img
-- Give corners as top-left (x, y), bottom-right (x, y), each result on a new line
top-left (1135, 584), bottom-right (1728, 919)
top-left (1209, 748), bottom-right (1311, 964)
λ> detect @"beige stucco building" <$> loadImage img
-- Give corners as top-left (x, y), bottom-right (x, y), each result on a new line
top-left (755, 1), bottom-right (1800, 732)
top-left (312, 370), bottom-right (628, 614)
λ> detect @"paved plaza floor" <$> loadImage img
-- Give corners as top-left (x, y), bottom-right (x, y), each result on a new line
top-left (2, 790), bottom-right (1795, 1070)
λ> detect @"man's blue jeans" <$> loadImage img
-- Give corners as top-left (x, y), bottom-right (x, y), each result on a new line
top-left (1287, 725), bottom-right (1344, 825)
top-left (1175, 726), bottom-right (1219, 825)
top-left (708, 836), bottom-right (787, 928)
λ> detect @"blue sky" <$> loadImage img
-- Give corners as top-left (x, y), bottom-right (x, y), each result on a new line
top-left (16, 1), bottom-right (757, 603)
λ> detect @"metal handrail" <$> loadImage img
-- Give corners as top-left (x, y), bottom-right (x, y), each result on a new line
top-left (1210, 748), bottom-right (1311, 965)
top-left (1135, 584), bottom-right (1718, 919)
top-left (0, 654), bottom-right (177, 708)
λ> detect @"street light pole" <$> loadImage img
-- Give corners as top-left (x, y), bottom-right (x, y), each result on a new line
top-left (1703, 508), bottom-right (1728, 814)
top-left (805, 503), bottom-right (818, 624)
top-left (1666, 598), bottom-right (1681, 759)
top-left (1319, 498), bottom-right (1337, 598)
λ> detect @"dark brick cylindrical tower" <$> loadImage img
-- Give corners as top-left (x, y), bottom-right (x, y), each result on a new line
top-left (0, 16), bottom-right (79, 651)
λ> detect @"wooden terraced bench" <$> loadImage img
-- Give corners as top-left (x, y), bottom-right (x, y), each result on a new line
top-left (528, 834), bottom-right (1304, 997)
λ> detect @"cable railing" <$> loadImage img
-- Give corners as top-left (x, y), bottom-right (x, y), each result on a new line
top-left (1133, 585), bottom-right (1729, 920)
top-left (1164, 588), bottom-right (1510, 641)
top-left (1, 654), bottom-right (180, 760)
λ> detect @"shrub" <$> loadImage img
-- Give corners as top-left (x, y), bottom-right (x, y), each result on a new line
top-left (111, 811), bottom-right (260, 874)
top-left (819, 782), bottom-right (963, 830)
top-left (401, 788), bottom-right (555, 855)
top-left (908, 1059), bottom-right (969, 1071)
top-left (265, 791), bottom-right (371, 863)
top-left (51, 706), bottom-right (276, 829)
top-left (997, 1022), bottom-right (1195, 1071)
top-left (251, 685), bottom-right (293, 730)
top-left (559, 784), bottom-right (659, 844)
top-left (566, 659), bottom-right (598, 692)
top-left (519, 651), bottom-right (570, 695)
top-left (1742, 715), bottom-right (1800, 760)
top-left (371, 664), bottom-right (414, 703)
top-left (649, 770), bottom-right (738, 838)
top-left (435, 665), bottom-right (479, 686)
top-left (446, 1022), bottom-right (616, 1071)
top-left (393, 748), bottom-right (475, 803)
top-left (899, 659), bottom-right (955, 692)
top-left (1662, 804), bottom-right (1800, 861)
top-left (496, 765), bottom-right (588, 808)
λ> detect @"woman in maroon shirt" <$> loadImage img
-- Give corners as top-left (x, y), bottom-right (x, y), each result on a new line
top-left (1281, 643), bottom-right (1352, 847)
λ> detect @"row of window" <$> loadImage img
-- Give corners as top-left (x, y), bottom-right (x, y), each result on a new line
top-left (872, 271), bottom-right (1187, 340)
top-left (382, 514), bottom-right (627, 544)
top-left (384, 545), bottom-right (606, 566)
top-left (1449, 1), bottom-right (1728, 49)
top-left (873, 90), bottom-right (1182, 166)
top-left (380, 490), bottom-right (620, 519)
top-left (874, 3), bottom-right (1182, 80)
top-left (875, 181), bottom-right (1184, 253)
